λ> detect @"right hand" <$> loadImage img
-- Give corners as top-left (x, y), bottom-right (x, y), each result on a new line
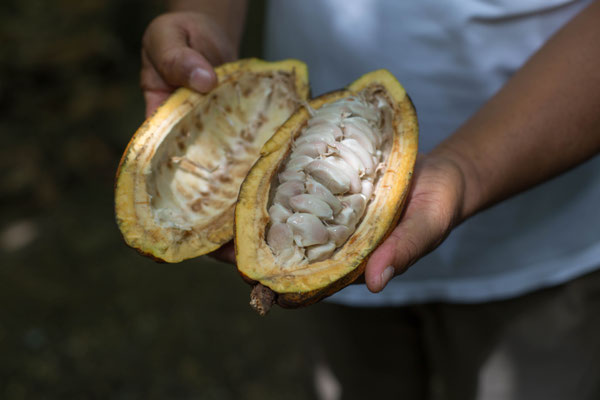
top-left (140, 12), bottom-right (237, 117)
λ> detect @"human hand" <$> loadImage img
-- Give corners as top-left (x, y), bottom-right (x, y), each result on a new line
top-left (210, 241), bottom-right (236, 265)
top-left (363, 0), bottom-right (600, 293)
top-left (363, 153), bottom-right (468, 293)
top-left (141, 12), bottom-right (237, 118)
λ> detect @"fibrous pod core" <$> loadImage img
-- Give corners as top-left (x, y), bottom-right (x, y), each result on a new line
top-left (266, 93), bottom-right (390, 266)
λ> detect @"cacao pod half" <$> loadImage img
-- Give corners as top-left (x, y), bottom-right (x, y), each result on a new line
top-left (235, 69), bottom-right (418, 314)
top-left (115, 59), bottom-right (309, 262)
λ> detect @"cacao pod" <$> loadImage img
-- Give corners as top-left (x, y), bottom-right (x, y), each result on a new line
top-left (235, 69), bottom-right (418, 314)
top-left (115, 59), bottom-right (309, 262)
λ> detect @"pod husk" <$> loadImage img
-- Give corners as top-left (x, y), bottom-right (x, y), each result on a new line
top-left (115, 59), bottom-right (309, 262)
top-left (235, 69), bottom-right (418, 313)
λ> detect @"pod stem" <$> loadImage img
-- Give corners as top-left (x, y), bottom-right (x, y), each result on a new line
top-left (250, 284), bottom-right (276, 315)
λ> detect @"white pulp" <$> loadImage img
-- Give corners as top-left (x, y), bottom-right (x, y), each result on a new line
top-left (267, 94), bottom-right (390, 266)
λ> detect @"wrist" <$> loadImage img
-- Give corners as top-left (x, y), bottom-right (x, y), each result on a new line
top-left (426, 141), bottom-right (484, 226)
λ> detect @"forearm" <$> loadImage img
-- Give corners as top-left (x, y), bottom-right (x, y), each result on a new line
top-left (168, 0), bottom-right (248, 48)
top-left (434, 0), bottom-right (600, 222)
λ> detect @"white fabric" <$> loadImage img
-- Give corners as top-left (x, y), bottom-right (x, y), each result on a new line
top-left (264, 0), bottom-right (600, 305)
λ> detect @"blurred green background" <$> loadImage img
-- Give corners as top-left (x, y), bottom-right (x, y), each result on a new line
top-left (0, 1), bottom-right (327, 398)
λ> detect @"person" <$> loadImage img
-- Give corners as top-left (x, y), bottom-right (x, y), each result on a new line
top-left (140, 1), bottom-right (600, 398)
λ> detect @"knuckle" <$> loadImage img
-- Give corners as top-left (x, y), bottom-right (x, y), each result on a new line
top-left (159, 48), bottom-right (184, 79)
top-left (389, 228), bottom-right (421, 272)
top-left (401, 233), bottom-right (421, 269)
top-left (142, 14), bottom-right (167, 45)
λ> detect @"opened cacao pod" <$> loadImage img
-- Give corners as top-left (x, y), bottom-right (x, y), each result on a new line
top-left (235, 69), bottom-right (418, 314)
top-left (115, 59), bottom-right (309, 262)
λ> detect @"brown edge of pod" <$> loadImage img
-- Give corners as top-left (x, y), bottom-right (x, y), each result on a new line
top-left (114, 58), bottom-right (309, 263)
top-left (238, 71), bottom-right (418, 315)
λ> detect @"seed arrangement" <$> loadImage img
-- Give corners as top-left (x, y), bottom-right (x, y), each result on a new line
top-left (267, 95), bottom-right (389, 266)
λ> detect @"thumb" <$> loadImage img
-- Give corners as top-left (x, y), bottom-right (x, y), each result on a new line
top-left (154, 47), bottom-right (217, 93)
top-left (141, 14), bottom-right (218, 94)
top-left (364, 214), bottom-right (438, 293)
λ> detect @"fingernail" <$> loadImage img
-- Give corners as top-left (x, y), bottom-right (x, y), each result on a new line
top-left (189, 68), bottom-right (213, 92)
top-left (380, 266), bottom-right (395, 290)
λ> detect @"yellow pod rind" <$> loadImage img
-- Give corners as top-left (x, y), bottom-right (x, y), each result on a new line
top-left (235, 69), bottom-right (418, 309)
top-left (115, 59), bottom-right (309, 263)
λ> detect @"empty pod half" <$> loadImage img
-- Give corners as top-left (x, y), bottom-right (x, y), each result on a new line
top-left (115, 59), bottom-right (309, 262)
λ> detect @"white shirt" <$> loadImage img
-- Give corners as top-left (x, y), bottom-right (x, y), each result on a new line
top-left (264, 0), bottom-right (600, 305)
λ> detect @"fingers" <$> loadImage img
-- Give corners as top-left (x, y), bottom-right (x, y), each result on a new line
top-left (364, 211), bottom-right (440, 293)
top-left (142, 14), bottom-right (218, 93)
top-left (208, 241), bottom-right (236, 265)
